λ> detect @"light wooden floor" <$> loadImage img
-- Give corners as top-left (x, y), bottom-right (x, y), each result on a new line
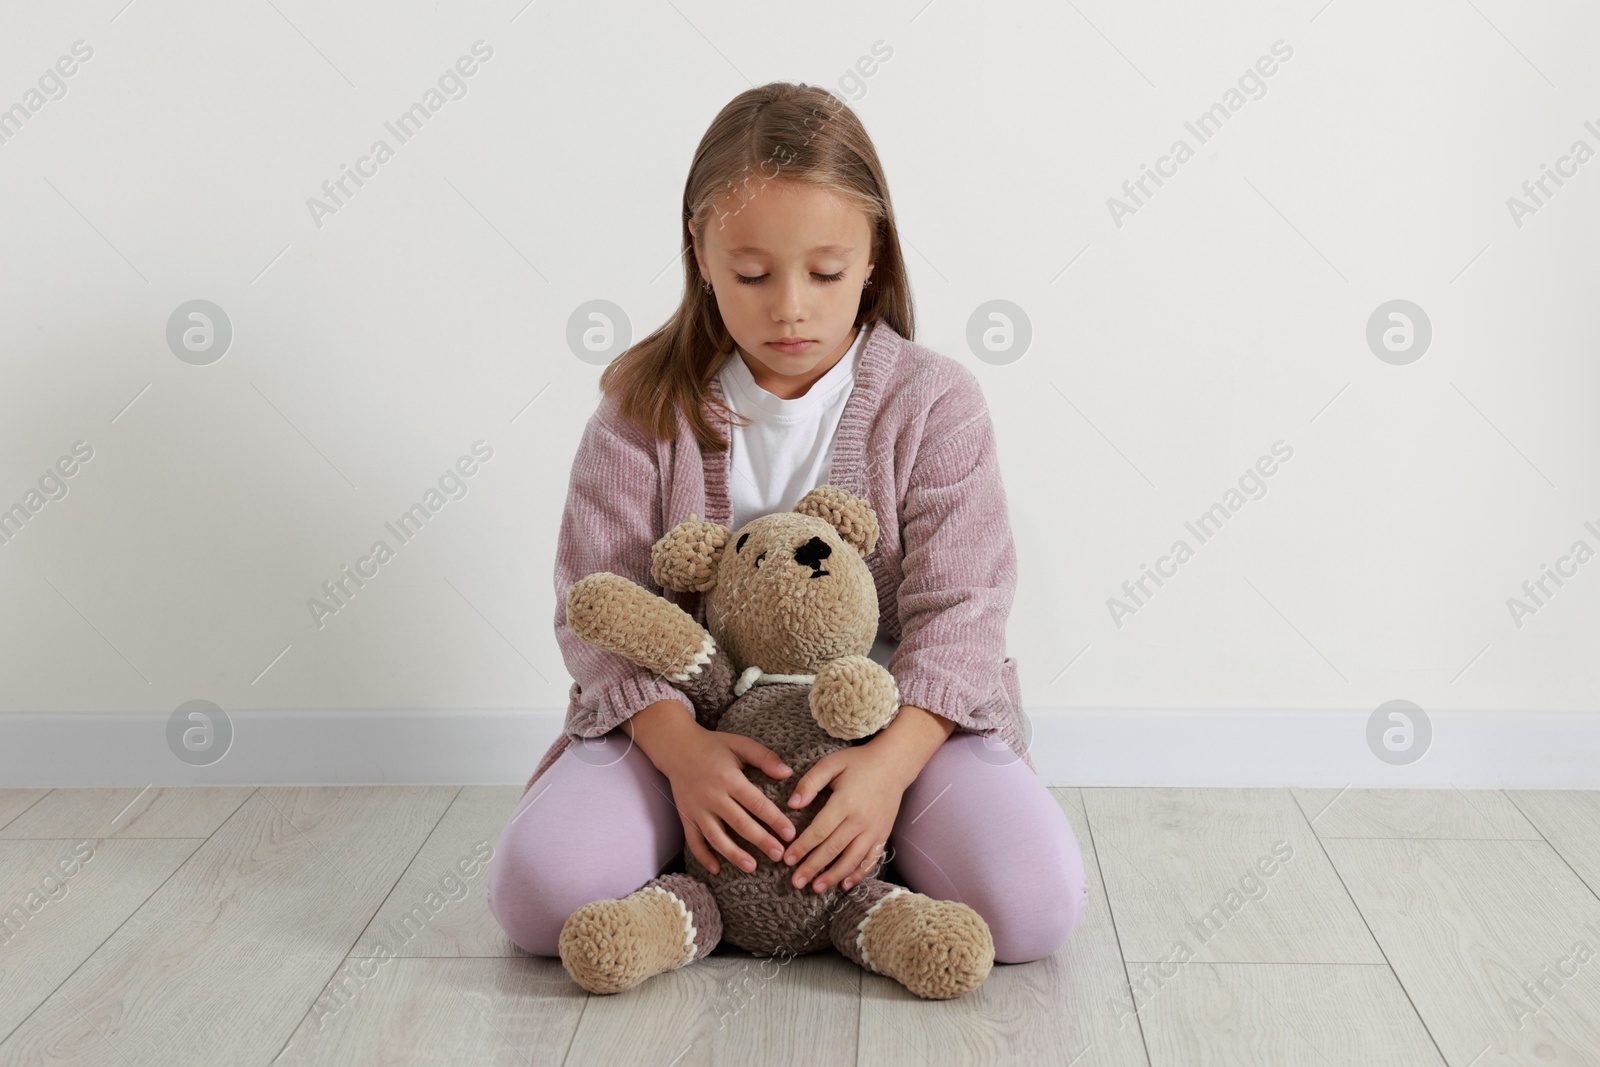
top-left (1, 786), bottom-right (1598, 1065)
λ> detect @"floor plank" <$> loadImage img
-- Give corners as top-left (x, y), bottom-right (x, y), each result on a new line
top-left (351, 786), bottom-right (522, 959)
top-left (1134, 962), bottom-right (1446, 1066)
top-left (0, 787), bottom-right (457, 1066)
top-left (1294, 787), bottom-right (1540, 839)
top-left (564, 951), bottom-right (860, 1066)
top-left (856, 787), bottom-right (1148, 1066)
top-left (1083, 788), bottom-right (1385, 965)
top-left (0, 790), bottom-right (50, 832)
top-left (1324, 837), bottom-right (1600, 1066)
top-left (1504, 790), bottom-right (1600, 897)
top-left (0, 839), bottom-right (201, 1041)
top-left (273, 957), bottom-right (584, 1066)
top-left (0, 787), bottom-right (255, 840)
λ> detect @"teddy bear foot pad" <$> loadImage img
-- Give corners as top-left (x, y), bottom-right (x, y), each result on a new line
top-left (558, 883), bottom-right (701, 995)
top-left (859, 887), bottom-right (995, 1000)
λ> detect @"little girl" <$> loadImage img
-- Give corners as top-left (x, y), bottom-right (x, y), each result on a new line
top-left (487, 81), bottom-right (1088, 973)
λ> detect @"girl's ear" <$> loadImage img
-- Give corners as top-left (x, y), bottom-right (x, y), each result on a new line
top-left (651, 514), bottom-right (731, 592)
top-left (793, 485), bottom-right (879, 557)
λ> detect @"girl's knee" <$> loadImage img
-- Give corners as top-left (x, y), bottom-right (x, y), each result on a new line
top-left (484, 807), bottom-right (573, 953)
top-left (485, 825), bottom-right (565, 956)
top-left (487, 850), bottom-right (624, 957)
top-left (983, 886), bottom-right (1084, 963)
top-left (485, 811), bottom-right (667, 957)
top-left (978, 836), bottom-right (1090, 964)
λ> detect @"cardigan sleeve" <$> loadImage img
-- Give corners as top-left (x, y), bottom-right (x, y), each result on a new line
top-left (887, 377), bottom-right (1019, 735)
top-left (554, 404), bottom-right (696, 738)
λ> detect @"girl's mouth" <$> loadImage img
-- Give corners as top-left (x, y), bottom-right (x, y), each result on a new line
top-left (767, 340), bottom-right (815, 353)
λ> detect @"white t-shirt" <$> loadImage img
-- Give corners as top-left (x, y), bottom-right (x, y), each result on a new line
top-left (717, 329), bottom-right (900, 669)
top-left (717, 329), bottom-right (864, 532)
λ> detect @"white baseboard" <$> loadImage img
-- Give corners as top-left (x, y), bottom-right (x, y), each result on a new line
top-left (0, 708), bottom-right (1595, 789)
top-left (1027, 709), bottom-right (1600, 789)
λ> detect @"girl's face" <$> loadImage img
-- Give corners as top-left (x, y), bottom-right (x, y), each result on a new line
top-left (690, 179), bottom-right (875, 399)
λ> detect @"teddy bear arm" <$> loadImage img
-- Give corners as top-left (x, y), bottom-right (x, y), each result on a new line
top-left (667, 631), bottom-right (738, 729)
top-left (567, 573), bottom-right (717, 679)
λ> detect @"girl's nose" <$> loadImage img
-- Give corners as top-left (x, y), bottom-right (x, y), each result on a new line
top-left (774, 275), bottom-right (806, 321)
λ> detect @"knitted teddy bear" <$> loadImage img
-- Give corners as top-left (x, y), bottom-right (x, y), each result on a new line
top-left (557, 484), bottom-right (995, 1000)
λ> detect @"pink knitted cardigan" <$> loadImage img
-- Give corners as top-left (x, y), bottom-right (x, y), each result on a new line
top-left (524, 318), bottom-right (1031, 793)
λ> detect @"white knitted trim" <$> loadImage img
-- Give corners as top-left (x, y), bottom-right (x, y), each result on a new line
top-left (855, 886), bottom-right (911, 975)
top-left (666, 631), bottom-right (717, 682)
top-left (733, 664), bottom-right (818, 696)
top-left (643, 885), bottom-right (698, 965)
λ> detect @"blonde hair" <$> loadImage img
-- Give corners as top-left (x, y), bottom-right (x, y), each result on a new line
top-left (598, 81), bottom-right (915, 449)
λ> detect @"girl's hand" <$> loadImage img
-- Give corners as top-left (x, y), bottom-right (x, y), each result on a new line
top-left (656, 724), bottom-right (799, 877)
top-left (781, 742), bottom-right (913, 894)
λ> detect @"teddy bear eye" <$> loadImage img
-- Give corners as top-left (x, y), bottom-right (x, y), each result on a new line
top-left (754, 551), bottom-right (766, 567)
top-left (735, 533), bottom-right (749, 553)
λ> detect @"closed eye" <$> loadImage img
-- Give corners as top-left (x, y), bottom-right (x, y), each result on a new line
top-left (735, 533), bottom-right (749, 553)
top-left (734, 271), bottom-right (846, 284)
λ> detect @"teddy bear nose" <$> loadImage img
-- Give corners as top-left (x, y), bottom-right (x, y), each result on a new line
top-left (794, 535), bottom-right (832, 573)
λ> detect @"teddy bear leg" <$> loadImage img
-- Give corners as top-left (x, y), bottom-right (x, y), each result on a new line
top-left (558, 873), bottom-right (722, 995)
top-left (828, 878), bottom-right (995, 1000)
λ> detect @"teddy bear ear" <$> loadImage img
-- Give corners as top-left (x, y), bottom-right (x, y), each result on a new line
top-left (650, 513), bottom-right (731, 592)
top-left (793, 485), bottom-right (879, 557)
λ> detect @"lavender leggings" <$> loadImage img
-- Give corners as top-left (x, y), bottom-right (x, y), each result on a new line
top-left (486, 728), bottom-right (1089, 965)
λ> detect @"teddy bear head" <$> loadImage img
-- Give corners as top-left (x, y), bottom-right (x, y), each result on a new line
top-left (649, 485), bottom-right (881, 676)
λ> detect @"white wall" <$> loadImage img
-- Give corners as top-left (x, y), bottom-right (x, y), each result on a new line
top-left (1, 0), bottom-right (1595, 783)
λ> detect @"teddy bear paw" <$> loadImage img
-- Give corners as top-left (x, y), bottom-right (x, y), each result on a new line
top-left (809, 655), bottom-right (901, 740)
top-left (558, 886), bottom-right (698, 995)
top-left (859, 890), bottom-right (995, 1000)
top-left (566, 573), bottom-right (713, 679)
